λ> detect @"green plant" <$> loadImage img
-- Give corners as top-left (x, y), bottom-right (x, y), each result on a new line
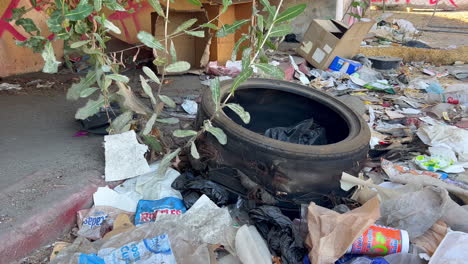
top-left (7, 0), bottom-right (305, 176)
top-left (344, 0), bottom-right (370, 20)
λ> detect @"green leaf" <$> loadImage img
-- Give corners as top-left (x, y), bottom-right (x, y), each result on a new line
top-left (67, 71), bottom-right (97, 100)
top-left (221, 0), bottom-right (232, 13)
top-left (265, 39), bottom-right (276, 50)
top-left (94, 0), bottom-right (102, 11)
top-left (231, 34), bottom-right (249, 61)
top-left (106, 74), bottom-right (129, 83)
top-left (165, 61), bottom-right (190, 73)
top-left (80, 87), bottom-right (99, 97)
top-left (173, 130), bottom-right (198, 137)
top-left (173, 18), bottom-right (197, 35)
top-left (157, 148), bottom-right (181, 177)
top-left (275, 4), bottom-right (306, 23)
top-left (255, 63), bottom-right (284, 79)
top-left (47, 11), bottom-right (64, 33)
top-left (139, 75), bottom-right (156, 105)
top-left (241, 47), bottom-right (251, 70)
top-left (7, 7), bottom-right (27, 21)
top-left (201, 23), bottom-right (218, 30)
top-left (257, 14), bottom-right (264, 31)
top-left (216, 19), bottom-right (249, 38)
top-left (204, 121), bottom-right (227, 145)
top-left (74, 20), bottom-right (89, 34)
top-left (101, 65), bottom-right (111, 72)
top-left (75, 96), bottom-right (105, 120)
top-left (148, 0), bottom-right (165, 17)
top-left (159, 95), bottom-right (176, 108)
top-left (191, 142), bottom-right (200, 159)
top-left (95, 17), bottom-right (121, 34)
top-left (142, 135), bottom-right (162, 153)
top-left (269, 24), bottom-right (292, 37)
top-left (142, 66), bottom-right (160, 84)
top-left (225, 103), bottom-right (250, 124)
top-left (70, 40), bottom-right (90, 48)
top-left (185, 0), bottom-right (202, 6)
top-left (156, 118), bottom-right (179, 124)
top-left (231, 67), bottom-right (253, 94)
top-left (259, 0), bottom-right (275, 17)
top-left (184, 30), bottom-right (205, 38)
top-left (65, 1), bottom-right (94, 21)
top-left (16, 18), bottom-right (40, 33)
top-left (110, 111), bottom-right (133, 133)
top-left (153, 57), bottom-right (167, 66)
top-left (210, 78), bottom-right (220, 110)
top-left (170, 40), bottom-right (177, 62)
top-left (16, 36), bottom-right (46, 53)
top-left (137, 31), bottom-right (164, 51)
top-left (102, 0), bottom-right (126, 11)
top-left (142, 113), bottom-right (157, 135)
top-left (41, 42), bottom-right (60, 73)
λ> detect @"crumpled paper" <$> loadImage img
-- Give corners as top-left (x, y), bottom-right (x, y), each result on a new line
top-left (104, 130), bottom-right (150, 181)
top-left (306, 197), bottom-right (381, 264)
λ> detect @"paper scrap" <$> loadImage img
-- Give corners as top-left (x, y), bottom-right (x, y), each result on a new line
top-left (104, 130), bottom-right (150, 182)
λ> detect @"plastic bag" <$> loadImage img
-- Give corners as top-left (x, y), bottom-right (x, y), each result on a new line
top-left (134, 197), bottom-right (186, 225)
top-left (171, 172), bottom-right (230, 208)
top-left (78, 234), bottom-right (177, 264)
top-left (249, 206), bottom-right (307, 264)
top-left (78, 206), bottom-right (132, 240)
top-left (235, 225), bottom-right (272, 264)
top-left (264, 118), bottom-right (327, 145)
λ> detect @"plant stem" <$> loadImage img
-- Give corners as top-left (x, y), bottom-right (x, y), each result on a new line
top-left (221, 0), bottom-right (284, 105)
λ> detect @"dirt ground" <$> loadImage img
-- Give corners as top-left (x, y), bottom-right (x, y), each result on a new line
top-left (369, 10), bottom-right (468, 48)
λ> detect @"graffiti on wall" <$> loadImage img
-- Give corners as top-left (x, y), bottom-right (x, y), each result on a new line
top-left (370, 0), bottom-right (459, 8)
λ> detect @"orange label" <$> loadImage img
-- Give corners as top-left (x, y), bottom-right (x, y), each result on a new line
top-left (348, 225), bottom-right (404, 256)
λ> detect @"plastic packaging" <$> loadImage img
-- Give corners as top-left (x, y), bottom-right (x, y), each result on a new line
top-left (346, 225), bottom-right (409, 256)
top-left (78, 206), bottom-right (132, 240)
top-left (426, 92), bottom-right (468, 105)
top-left (426, 82), bottom-right (444, 94)
top-left (85, 234), bottom-right (177, 264)
top-left (235, 225), bottom-right (272, 264)
top-left (264, 118), bottom-right (327, 145)
top-left (134, 197), bottom-right (186, 225)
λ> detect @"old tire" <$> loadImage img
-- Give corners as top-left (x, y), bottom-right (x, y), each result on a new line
top-left (197, 78), bottom-right (370, 202)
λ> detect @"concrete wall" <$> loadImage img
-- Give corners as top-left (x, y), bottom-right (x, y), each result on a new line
top-left (0, 0), bottom-right (63, 77)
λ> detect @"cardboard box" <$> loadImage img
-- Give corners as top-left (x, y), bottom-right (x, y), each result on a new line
top-left (297, 19), bottom-right (374, 70)
top-left (328, 56), bottom-right (362, 74)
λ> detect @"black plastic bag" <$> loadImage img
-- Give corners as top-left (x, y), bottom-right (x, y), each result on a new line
top-left (249, 206), bottom-right (307, 264)
top-left (78, 104), bottom-right (121, 135)
top-left (172, 172), bottom-right (230, 208)
top-left (264, 118), bottom-right (327, 145)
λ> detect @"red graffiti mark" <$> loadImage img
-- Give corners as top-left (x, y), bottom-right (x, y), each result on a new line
top-left (108, 1), bottom-right (150, 39)
top-left (370, 0), bottom-right (457, 7)
top-left (0, 0), bottom-right (27, 40)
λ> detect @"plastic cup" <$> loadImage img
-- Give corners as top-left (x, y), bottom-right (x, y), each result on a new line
top-left (346, 224), bottom-right (409, 256)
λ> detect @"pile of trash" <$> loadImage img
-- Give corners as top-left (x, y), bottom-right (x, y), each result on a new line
top-left (49, 16), bottom-right (468, 264)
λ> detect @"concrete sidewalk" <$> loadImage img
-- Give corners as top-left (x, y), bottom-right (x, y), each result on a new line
top-left (0, 91), bottom-right (105, 262)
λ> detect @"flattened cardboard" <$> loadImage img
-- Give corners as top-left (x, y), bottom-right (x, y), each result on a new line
top-left (297, 19), bottom-right (375, 70)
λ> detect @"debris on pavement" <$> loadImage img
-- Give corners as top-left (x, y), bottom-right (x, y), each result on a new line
top-left (0, 82), bottom-right (22, 91)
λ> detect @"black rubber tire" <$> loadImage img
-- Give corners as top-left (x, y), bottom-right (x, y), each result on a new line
top-left (197, 78), bottom-right (370, 197)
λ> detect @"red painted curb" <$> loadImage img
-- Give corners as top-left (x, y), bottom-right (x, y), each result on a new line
top-left (0, 182), bottom-right (102, 264)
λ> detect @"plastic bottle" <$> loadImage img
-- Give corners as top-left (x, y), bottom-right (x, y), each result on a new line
top-left (235, 225), bottom-right (272, 264)
top-left (426, 92), bottom-right (468, 105)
